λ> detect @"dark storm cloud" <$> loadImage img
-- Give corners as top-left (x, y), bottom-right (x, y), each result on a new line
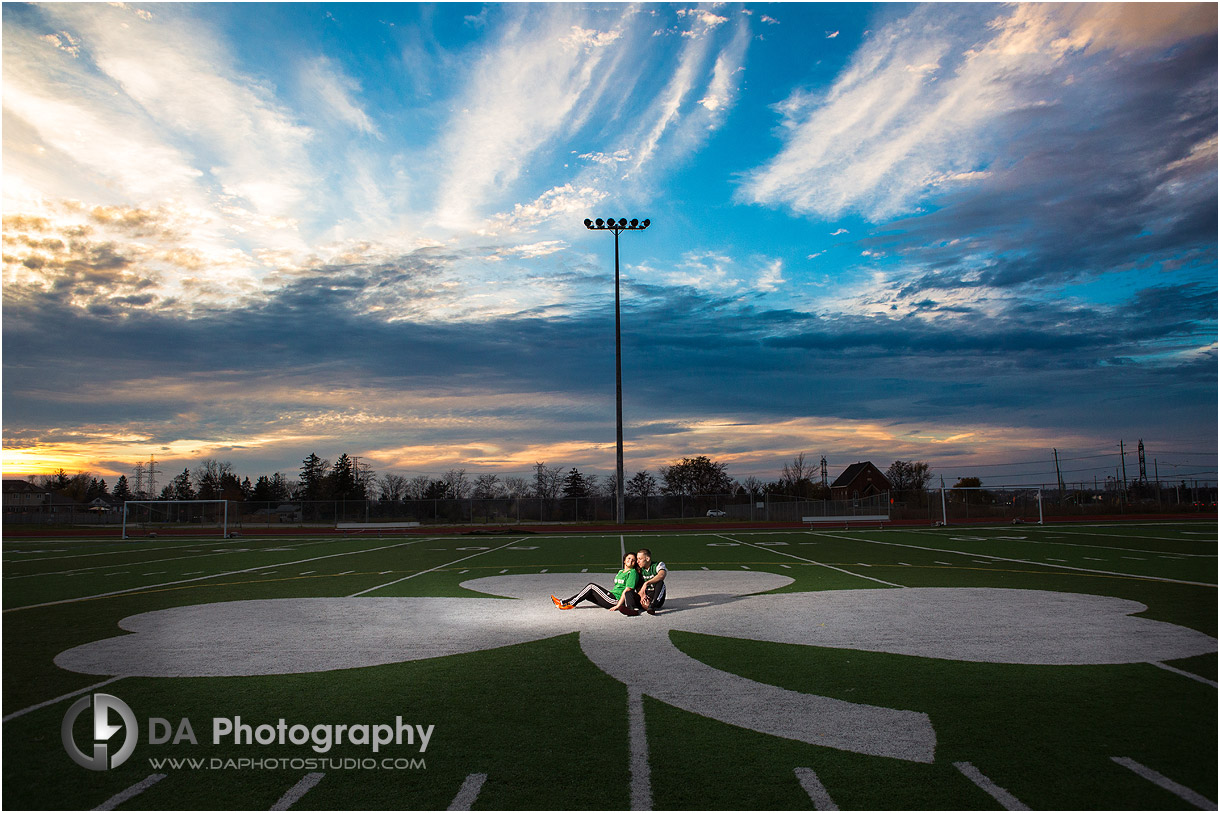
top-left (872, 34), bottom-right (1217, 296)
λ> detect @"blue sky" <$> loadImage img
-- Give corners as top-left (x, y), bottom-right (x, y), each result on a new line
top-left (3, 2), bottom-right (1216, 489)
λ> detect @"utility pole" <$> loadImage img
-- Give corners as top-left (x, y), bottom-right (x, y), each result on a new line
top-left (1118, 441), bottom-right (1128, 490)
top-left (1137, 439), bottom-right (1147, 485)
top-left (1053, 448), bottom-right (1065, 495)
top-left (584, 216), bottom-right (651, 525)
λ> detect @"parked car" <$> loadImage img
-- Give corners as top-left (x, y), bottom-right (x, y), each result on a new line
top-left (706, 509), bottom-right (726, 517)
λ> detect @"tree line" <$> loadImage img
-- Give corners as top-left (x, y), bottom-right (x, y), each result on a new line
top-left (28, 453), bottom-right (947, 505)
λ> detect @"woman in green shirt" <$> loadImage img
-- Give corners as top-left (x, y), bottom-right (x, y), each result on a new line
top-left (552, 553), bottom-right (643, 614)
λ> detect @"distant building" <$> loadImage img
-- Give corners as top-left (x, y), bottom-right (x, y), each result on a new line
top-left (831, 462), bottom-right (891, 500)
top-left (3, 480), bottom-right (50, 514)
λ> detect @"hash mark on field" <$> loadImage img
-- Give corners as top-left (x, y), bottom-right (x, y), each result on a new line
top-left (1084, 557), bottom-right (1104, 561)
top-left (780, 564), bottom-right (791, 568)
top-left (953, 762), bottom-right (1029, 810)
top-left (458, 569), bottom-right (469, 574)
top-left (272, 771), bottom-right (325, 810)
top-left (338, 570), bottom-right (354, 575)
top-left (1111, 757), bottom-right (1215, 809)
top-left (794, 767), bottom-right (838, 810)
top-left (94, 772), bottom-right (167, 811)
top-left (581, 568), bottom-right (588, 572)
top-left (300, 571), bottom-right (315, 575)
top-left (447, 773), bottom-right (488, 811)
top-left (1123, 556), bottom-right (1146, 560)
top-left (935, 561), bottom-right (954, 566)
top-left (500, 569), bottom-right (509, 574)
top-left (701, 566), bottom-right (709, 571)
top-left (741, 565), bottom-right (751, 570)
top-left (1047, 558), bottom-right (1067, 562)
top-left (856, 563), bottom-right (871, 567)
top-left (142, 572), bottom-right (165, 575)
top-left (540, 569), bottom-right (548, 573)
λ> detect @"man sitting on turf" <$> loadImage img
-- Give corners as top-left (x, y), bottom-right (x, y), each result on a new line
top-left (636, 548), bottom-right (667, 614)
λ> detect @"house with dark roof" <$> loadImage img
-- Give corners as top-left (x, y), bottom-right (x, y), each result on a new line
top-left (830, 462), bottom-right (891, 500)
top-left (3, 480), bottom-right (50, 513)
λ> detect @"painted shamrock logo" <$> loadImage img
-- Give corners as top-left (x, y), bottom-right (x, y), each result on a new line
top-left (56, 572), bottom-right (1216, 763)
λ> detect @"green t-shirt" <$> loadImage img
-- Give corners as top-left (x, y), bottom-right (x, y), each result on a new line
top-left (639, 561), bottom-right (666, 582)
top-left (611, 568), bottom-right (639, 599)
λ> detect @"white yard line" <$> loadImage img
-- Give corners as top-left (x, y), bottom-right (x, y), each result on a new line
top-left (913, 527), bottom-right (1217, 556)
top-left (93, 773), bottom-right (166, 811)
top-left (5, 539), bottom-right (433, 613)
top-left (3, 676), bottom-right (125, 722)
top-left (719, 535), bottom-right (904, 588)
top-left (271, 772), bottom-right (325, 811)
top-left (628, 688), bottom-right (652, 811)
top-left (794, 767), bottom-right (838, 811)
top-left (953, 762), bottom-right (1029, 810)
top-left (1149, 661), bottom-right (1218, 687)
top-left (347, 539), bottom-right (526, 597)
top-left (447, 773), bottom-right (488, 811)
top-left (814, 532), bottom-right (1216, 588)
top-left (1111, 757), bottom-right (1215, 809)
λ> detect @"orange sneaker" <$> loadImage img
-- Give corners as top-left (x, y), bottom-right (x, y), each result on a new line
top-left (551, 595), bottom-right (574, 610)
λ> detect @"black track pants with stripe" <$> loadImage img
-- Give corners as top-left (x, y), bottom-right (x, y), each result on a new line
top-left (566, 584), bottom-right (641, 611)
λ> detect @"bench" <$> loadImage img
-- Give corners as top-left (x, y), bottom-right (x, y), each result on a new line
top-left (803, 515), bottom-right (888, 529)
top-left (336, 521), bottom-right (421, 535)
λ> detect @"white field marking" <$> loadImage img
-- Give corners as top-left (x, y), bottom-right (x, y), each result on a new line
top-left (780, 564), bottom-right (792, 568)
top-left (300, 571), bottom-right (316, 575)
top-left (973, 561), bottom-right (993, 564)
top-left (700, 566), bottom-right (710, 571)
top-left (1047, 558), bottom-right (1067, 562)
top-left (459, 569), bottom-right (469, 574)
top-left (271, 772), bottom-right (325, 811)
top-left (338, 570), bottom-right (354, 575)
top-left (4, 547), bottom-right (280, 580)
top-left (93, 773), bottom-right (167, 811)
top-left (582, 568), bottom-right (588, 572)
top-left (1150, 661), bottom-right (1218, 687)
top-left (911, 527), bottom-right (1217, 557)
top-left (719, 535), bottom-right (905, 588)
top-left (500, 569), bottom-right (509, 574)
top-left (815, 532), bottom-right (1217, 588)
top-left (3, 676), bottom-right (124, 722)
top-left (1084, 557), bottom-right (1105, 561)
top-left (856, 563), bottom-right (871, 567)
top-left (1111, 757), bottom-right (1216, 809)
top-left (7, 535), bottom-right (262, 563)
top-left (628, 688), bottom-right (652, 811)
top-left (935, 561), bottom-right (954, 566)
top-left (741, 565), bottom-right (752, 570)
top-left (1122, 557), bottom-right (1146, 561)
top-left (142, 572), bottom-right (165, 575)
top-left (447, 773), bottom-right (488, 811)
top-left (347, 539), bottom-right (526, 598)
top-left (794, 767), bottom-right (838, 811)
top-left (953, 762), bottom-right (1029, 810)
top-left (4, 539), bottom-right (434, 613)
top-left (540, 569), bottom-right (548, 573)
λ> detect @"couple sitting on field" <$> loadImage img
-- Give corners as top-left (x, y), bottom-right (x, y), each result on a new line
top-left (551, 548), bottom-right (667, 616)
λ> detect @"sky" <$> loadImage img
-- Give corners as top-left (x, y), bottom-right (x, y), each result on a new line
top-left (3, 2), bottom-right (1217, 491)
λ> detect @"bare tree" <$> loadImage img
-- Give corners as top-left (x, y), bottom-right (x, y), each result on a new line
top-left (442, 468), bottom-right (471, 499)
top-left (502, 476), bottom-right (531, 498)
top-left (742, 475), bottom-right (763, 498)
top-left (379, 473), bottom-right (408, 502)
top-left (472, 473), bottom-right (502, 499)
top-left (406, 475), bottom-right (432, 500)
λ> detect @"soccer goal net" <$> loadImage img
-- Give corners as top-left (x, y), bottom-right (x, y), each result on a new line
top-left (122, 500), bottom-right (229, 538)
top-left (936, 487), bottom-right (1043, 526)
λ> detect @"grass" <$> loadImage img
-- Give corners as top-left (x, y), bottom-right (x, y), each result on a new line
top-left (2, 522), bottom-right (1216, 810)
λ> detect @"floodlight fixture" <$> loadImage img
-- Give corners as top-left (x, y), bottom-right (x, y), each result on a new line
top-left (582, 213), bottom-right (652, 524)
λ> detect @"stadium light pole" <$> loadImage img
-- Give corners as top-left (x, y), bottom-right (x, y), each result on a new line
top-left (584, 216), bottom-right (650, 525)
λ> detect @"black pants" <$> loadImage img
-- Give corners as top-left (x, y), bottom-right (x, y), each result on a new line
top-left (566, 584), bottom-right (641, 611)
top-left (644, 581), bottom-right (666, 609)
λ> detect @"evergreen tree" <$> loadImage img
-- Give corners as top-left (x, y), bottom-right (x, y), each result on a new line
top-left (299, 453), bottom-right (329, 500)
top-left (562, 468), bottom-right (590, 500)
top-left (112, 475), bottom-right (134, 502)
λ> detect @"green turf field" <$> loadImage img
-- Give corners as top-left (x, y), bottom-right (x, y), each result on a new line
top-left (3, 522), bottom-right (1216, 810)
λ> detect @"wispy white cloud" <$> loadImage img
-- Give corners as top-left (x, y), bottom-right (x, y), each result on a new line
top-left (741, 3), bottom-right (1216, 222)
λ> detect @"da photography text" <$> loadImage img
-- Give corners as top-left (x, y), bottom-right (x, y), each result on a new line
top-left (63, 693), bottom-right (435, 772)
